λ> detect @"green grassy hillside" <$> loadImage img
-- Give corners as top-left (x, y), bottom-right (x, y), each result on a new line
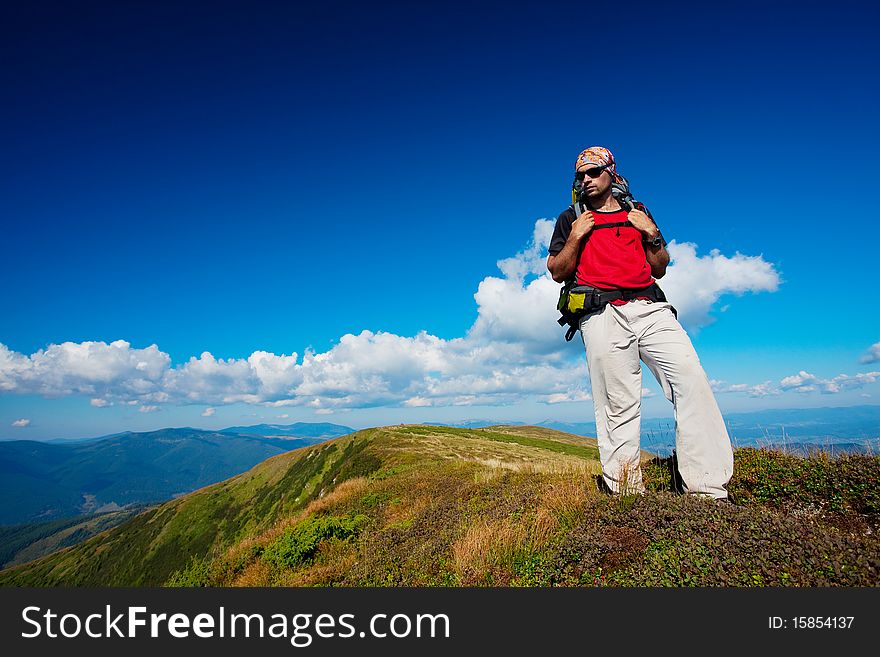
top-left (0, 507), bottom-right (149, 568)
top-left (1, 425), bottom-right (877, 587)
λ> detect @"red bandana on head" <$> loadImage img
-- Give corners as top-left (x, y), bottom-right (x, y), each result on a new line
top-left (574, 146), bottom-right (623, 184)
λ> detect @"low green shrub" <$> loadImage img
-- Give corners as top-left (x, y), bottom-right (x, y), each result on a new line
top-left (729, 448), bottom-right (880, 514)
top-left (165, 555), bottom-right (212, 587)
top-left (261, 514), bottom-right (368, 570)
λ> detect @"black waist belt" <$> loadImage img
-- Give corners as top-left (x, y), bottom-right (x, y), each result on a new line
top-left (557, 282), bottom-right (676, 341)
top-left (594, 283), bottom-right (664, 305)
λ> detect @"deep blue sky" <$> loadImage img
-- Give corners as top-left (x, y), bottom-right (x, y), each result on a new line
top-left (2, 0), bottom-right (879, 438)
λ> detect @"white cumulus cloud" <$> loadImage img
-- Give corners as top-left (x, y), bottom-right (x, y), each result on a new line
top-left (544, 389), bottom-right (592, 404)
top-left (712, 369), bottom-right (880, 397)
top-left (860, 342), bottom-right (880, 364)
top-left (778, 370), bottom-right (880, 394)
top-left (11, 418), bottom-right (31, 427)
top-left (0, 340), bottom-right (169, 398)
top-left (660, 242), bottom-right (780, 331)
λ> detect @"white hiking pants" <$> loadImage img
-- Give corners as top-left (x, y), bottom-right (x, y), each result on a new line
top-left (578, 299), bottom-right (733, 499)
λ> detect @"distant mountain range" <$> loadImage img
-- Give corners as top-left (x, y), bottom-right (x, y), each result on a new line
top-left (218, 422), bottom-right (352, 438)
top-left (0, 422), bottom-right (354, 526)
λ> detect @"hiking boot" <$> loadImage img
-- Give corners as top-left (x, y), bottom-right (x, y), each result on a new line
top-left (595, 474), bottom-right (615, 495)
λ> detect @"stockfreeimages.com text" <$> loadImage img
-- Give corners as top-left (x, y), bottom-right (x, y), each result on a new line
top-left (22, 605), bottom-right (451, 646)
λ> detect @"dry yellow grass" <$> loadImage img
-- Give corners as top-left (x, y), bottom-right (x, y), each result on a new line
top-left (278, 553), bottom-right (358, 587)
top-left (304, 476), bottom-right (371, 515)
top-left (381, 426), bottom-right (602, 472)
top-left (231, 558), bottom-right (272, 587)
top-left (452, 517), bottom-right (528, 583)
top-left (452, 511), bottom-right (556, 584)
top-left (473, 466), bottom-right (508, 484)
top-left (452, 467), bottom-right (599, 584)
top-left (536, 473), bottom-right (595, 529)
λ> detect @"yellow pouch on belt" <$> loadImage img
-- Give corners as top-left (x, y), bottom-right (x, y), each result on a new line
top-left (557, 284), bottom-right (594, 315)
top-left (567, 289), bottom-right (587, 313)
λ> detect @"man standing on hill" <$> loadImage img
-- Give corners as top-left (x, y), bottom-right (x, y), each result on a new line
top-left (546, 146), bottom-right (733, 500)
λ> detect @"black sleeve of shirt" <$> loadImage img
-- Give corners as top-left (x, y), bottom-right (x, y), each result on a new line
top-left (548, 207), bottom-right (576, 256)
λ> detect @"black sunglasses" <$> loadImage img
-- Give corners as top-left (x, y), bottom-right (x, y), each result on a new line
top-left (574, 165), bottom-right (609, 182)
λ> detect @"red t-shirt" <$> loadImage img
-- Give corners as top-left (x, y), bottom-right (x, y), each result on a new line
top-left (576, 208), bottom-right (654, 297)
top-left (548, 205), bottom-right (661, 306)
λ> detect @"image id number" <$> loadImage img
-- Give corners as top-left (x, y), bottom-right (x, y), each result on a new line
top-left (769, 616), bottom-right (854, 629)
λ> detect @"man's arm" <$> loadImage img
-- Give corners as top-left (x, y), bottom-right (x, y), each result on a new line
top-left (645, 242), bottom-right (670, 278)
top-left (547, 241), bottom-right (579, 283)
top-left (627, 207), bottom-right (670, 279)
top-left (547, 210), bottom-right (595, 282)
